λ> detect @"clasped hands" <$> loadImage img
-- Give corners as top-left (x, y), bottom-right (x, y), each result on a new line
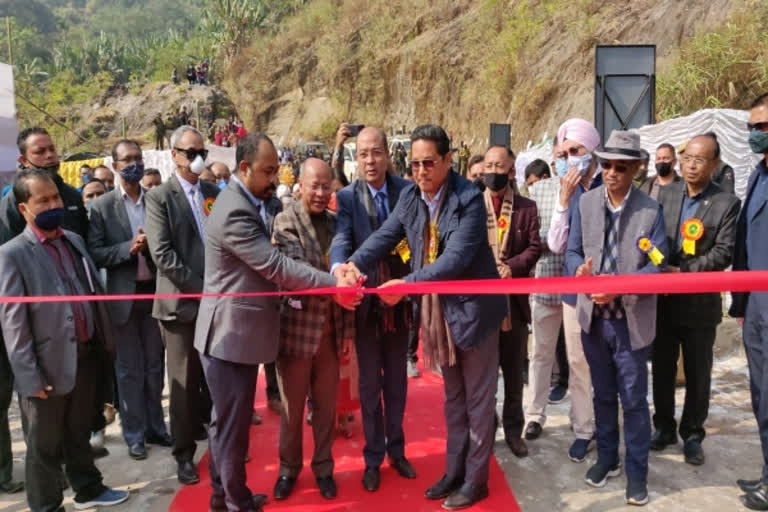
top-left (332, 262), bottom-right (407, 310)
top-left (575, 257), bottom-right (616, 305)
top-left (130, 228), bottom-right (148, 255)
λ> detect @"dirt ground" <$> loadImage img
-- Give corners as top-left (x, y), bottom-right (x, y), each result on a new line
top-left (0, 319), bottom-right (757, 511)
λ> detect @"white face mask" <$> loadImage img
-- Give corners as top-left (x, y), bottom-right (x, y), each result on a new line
top-left (567, 153), bottom-right (593, 176)
top-left (189, 155), bottom-right (206, 175)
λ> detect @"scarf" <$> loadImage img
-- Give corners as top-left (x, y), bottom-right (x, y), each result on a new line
top-left (484, 186), bottom-right (515, 332)
top-left (419, 186), bottom-right (457, 370)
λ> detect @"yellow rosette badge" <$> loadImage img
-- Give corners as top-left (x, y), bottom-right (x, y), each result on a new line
top-left (392, 238), bottom-right (411, 264)
top-left (203, 197), bottom-right (215, 217)
top-left (497, 216), bottom-right (509, 246)
top-left (637, 236), bottom-right (664, 266)
top-left (680, 218), bottom-right (704, 256)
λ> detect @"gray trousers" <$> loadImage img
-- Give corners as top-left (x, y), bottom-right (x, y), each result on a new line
top-left (442, 329), bottom-right (500, 486)
top-left (114, 297), bottom-right (167, 446)
top-left (0, 340), bottom-right (14, 485)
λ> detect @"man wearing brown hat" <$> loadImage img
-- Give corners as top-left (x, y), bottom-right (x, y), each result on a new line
top-left (566, 130), bottom-right (668, 506)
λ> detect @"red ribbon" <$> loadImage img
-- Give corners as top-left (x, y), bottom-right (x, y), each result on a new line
top-left (0, 271), bottom-right (766, 304)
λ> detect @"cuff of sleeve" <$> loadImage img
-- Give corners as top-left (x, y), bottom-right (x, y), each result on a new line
top-left (555, 204), bottom-right (568, 213)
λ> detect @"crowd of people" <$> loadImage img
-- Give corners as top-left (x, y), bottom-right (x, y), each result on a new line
top-left (0, 92), bottom-right (766, 512)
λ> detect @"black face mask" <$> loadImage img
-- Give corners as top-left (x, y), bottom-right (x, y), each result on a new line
top-left (482, 172), bottom-right (509, 192)
top-left (472, 177), bottom-right (486, 192)
top-left (656, 162), bottom-right (673, 177)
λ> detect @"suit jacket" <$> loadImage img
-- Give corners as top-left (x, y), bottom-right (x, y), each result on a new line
top-left (638, 174), bottom-right (681, 196)
top-left (193, 180), bottom-right (337, 365)
top-left (144, 174), bottom-right (220, 323)
top-left (565, 186), bottom-right (667, 350)
top-left (0, 227), bottom-right (114, 396)
top-left (657, 181), bottom-right (740, 327)
top-left (330, 173), bottom-right (411, 326)
top-left (273, 201), bottom-right (354, 359)
top-left (87, 188), bottom-right (157, 326)
top-left (348, 170), bottom-right (507, 350)
top-left (713, 162), bottom-right (736, 196)
top-left (730, 160), bottom-right (768, 317)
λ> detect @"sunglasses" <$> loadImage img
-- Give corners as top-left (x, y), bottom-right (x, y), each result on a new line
top-left (174, 147), bottom-right (209, 160)
top-left (411, 159), bottom-right (437, 171)
top-left (599, 160), bottom-right (630, 173)
top-left (748, 121), bottom-right (768, 132)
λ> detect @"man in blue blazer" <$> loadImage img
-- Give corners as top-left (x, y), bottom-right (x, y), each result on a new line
top-left (731, 92), bottom-right (768, 511)
top-left (342, 125), bottom-right (507, 510)
top-left (330, 126), bottom-right (416, 491)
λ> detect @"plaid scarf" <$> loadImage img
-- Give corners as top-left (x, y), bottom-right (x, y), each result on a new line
top-left (483, 186), bottom-right (515, 332)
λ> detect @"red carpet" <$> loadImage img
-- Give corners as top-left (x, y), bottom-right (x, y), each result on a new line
top-left (170, 363), bottom-right (520, 512)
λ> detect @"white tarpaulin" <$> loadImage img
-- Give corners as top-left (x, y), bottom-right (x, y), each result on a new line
top-left (103, 144), bottom-right (236, 181)
top-left (0, 63), bottom-right (18, 184)
top-left (514, 108), bottom-right (761, 200)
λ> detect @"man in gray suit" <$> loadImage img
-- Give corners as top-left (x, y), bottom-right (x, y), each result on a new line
top-left (0, 169), bottom-right (129, 511)
top-left (144, 125), bottom-right (220, 485)
top-left (88, 139), bottom-right (171, 461)
top-left (194, 134), bottom-right (359, 511)
top-left (566, 131), bottom-right (667, 506)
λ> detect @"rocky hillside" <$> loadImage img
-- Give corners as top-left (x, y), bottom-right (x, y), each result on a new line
top-left (220, 0), bottom-right (744, 151)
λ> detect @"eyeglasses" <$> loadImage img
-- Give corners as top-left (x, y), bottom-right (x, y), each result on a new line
top-left (748, 121), bottom-right (768, 133)
top-left (411, 159), bottom-right (436, 171)
top-left (680, 155), bottom-right (712, 166)
top-left (599, 160), bottom-right (630, 173)
top-left (174, 147), bottom-right (209, 160)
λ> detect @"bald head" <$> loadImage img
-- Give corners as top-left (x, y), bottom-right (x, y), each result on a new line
top-left (358, 126), bottom-right (388, 149)
top-left (300, 158), bottom-right (333, 214)
top-left (356, 126), bottom-right (390, 189)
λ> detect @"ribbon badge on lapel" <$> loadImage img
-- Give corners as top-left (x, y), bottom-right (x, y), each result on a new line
top-left (637, 236), bottom-right (664, 266)
top-left (392, 238), bottom-right (411, 263)
top-left (497, 216), bottom-right (509, 246)
top-left (203, 197), bottom-right (216, 217)
top-left (428, 222), bottom-right (439, 264)
top-left (681, 218), bottom-right (704, 256)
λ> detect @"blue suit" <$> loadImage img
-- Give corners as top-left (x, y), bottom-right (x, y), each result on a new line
top-left (330, 173), bottom-right (413, 468)
top-left (347, 171), bottom-right (506, 486)
top-left (730, 160), bottom-right (768, 481)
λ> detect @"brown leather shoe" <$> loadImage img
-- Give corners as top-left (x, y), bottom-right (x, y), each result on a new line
top-left (506, 436), bottom-right (528, 458)
top-left (251, 410), bottom-right (262, 426)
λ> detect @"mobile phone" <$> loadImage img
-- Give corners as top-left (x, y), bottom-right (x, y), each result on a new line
top-left (348, 124), bottom-right (365, 137)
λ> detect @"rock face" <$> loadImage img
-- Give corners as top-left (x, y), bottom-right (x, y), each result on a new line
top-left (220, 0), bottom-right (735, 149)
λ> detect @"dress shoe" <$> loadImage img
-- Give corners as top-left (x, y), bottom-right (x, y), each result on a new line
top-left (146, 432), bottom-right (173, 447)
top-left (649, 430), bottom-right (677, 451)
top-left (442, 482), bottom-right (489, 510)
top-left (425, 474), bottom-right (464, 500)
top-left (267, 398), bottom-right (283, 415)
top-left (251, 410), bottom-right (263, 426)
top-left (210, 492), bottom-right (268, 511)
top-left (362, 467), bottom-right (380, 492)
top-left (506, 436), bottom-right (529, 458)
top-left (524, 422), bottom-right (542, 440)
top-left (683, 438), bottom-right (705, 465)
top-left (740, 479), bottom-right (764, 493)
top-left (128, 443), bottom-right (147, 460)
top-left (0, 480), bottom-right (24, 493)
top-left (177, 461), bottom-right (200, 485)
top-left (273, 475), bottom-right (296, 500)
top-left (743, 482), bottom-right (768, 511)
top-left (316, 475), bottom-right (337, 499)
top-left (389, 456), bottom-right (417, 479)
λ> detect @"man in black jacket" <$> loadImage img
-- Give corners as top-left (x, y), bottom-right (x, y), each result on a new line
top-left (651, 134), bottom-right (740, 465)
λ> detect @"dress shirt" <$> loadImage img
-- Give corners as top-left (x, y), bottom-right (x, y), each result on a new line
top-left (548, 171), bottom-right (603, 254)
top-left (675, 182), bottom-right (712, 251)
top-left (604, 184), bottom-right (632, 214)
top-left (118, 183), bottom-right (152, 281)
top-left (176, 171), bottom-right (206, 242)
top-left (367, 181), bottom-right (390, 217)
top-left (421, 183), bottom-right (445, 221)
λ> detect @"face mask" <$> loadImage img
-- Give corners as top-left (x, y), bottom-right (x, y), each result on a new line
top-left (36, 163), bottom-right (60, 179)
top-left (189, 155), bottom-right (206, 175)
top-left (567, 153), bottom-right (592, 176)
top-left (33, 207), bottom-right (65, 231)
top-left (655, 162), bottom-right (673, 177)
top-left (483, 172), bottom-right (509, 192)
top-left (749, 129), bottom-right (768, 154)
top-left (555, 158), bottom-right (568, 177)
top-left (472, 176), bottom-right (486, 192)
top-left (119, 163), bottom-right (144, 184)
top-left (81, 175), bottom-right (91, 184)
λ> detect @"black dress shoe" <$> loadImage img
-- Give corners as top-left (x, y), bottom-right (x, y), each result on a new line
top-left (740, 479), bottom-right (764, 493)
top-left (425, 474), bottom-right (464, 500)
top-left (0, 480), bottom-right (24, 493)
top-left (389, 456), bottom-right (417, 479)
top-left (743, 482), bottom-right (768, 511)
top-left (210, 492), bottom-right (268, 511)
top-left (649, 430), bottom-right (677, 451)
top-left (506, 436), bottom-right (529, 458)
top-left (146, 433), bottom-right (173, 447)
top-left (177, 461), bottom-right (200, 485)
top-left (683, 439), bottom-right (704, 465)
top-left (442, 482), bottom-right (489, 510)
top-left (274, 475), bottom-right (296, 500)
top-left (316, 475), bottom-right (337, 500)
top-left (362, 467), bottom-right (380, 492)
top-left (524, 422), bottom-right (543, 440)
top-left (128, 443), bottom-right (148, 460)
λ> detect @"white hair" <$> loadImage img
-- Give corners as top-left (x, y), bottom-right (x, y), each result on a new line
top-left (170, 125), bottom-right (203, 149)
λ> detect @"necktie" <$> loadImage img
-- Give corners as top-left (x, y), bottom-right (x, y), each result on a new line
top-left (49, 238), bottom-right (92, 341)
top-left (190, 187), bottom-right (206, 242)
top-left (374, 191), bottom-right (388, 226)
top-left (598, 209), bottom-right (622, 319)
